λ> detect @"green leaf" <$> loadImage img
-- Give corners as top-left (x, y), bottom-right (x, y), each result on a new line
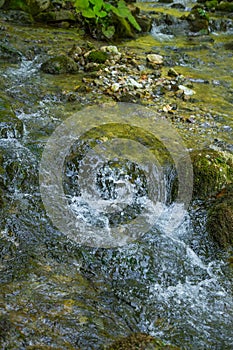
top-left (74, 0), bottom-right (89, 11)
top-left (95, 9), bottom-right (107, 17)
top-left (82, 8), bottom-right (96, 17)
top-left (102, 25), bottom-right (115, 38)
top-left (127, 13), bottom-right (141, 31)
top-left (110, 0), bottom-right (141, 31)
top-left (103, 2), bottom-right (112, 11)
top-left (93, 0), bottom-right (103, 12)
top-left (111, 6), bottom-right (126, 18)
top-left (116, 0), bottom-right (130, 18)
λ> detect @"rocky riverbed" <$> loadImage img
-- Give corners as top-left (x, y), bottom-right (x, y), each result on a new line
top-left (0, 1), bottom-right (233, 349)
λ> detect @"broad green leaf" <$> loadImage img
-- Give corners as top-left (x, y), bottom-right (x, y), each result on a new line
top-left (93, 3), bottom-right (103, 13)
top-left (103, 2), bottom-right (112, 11)
top-left (90, 0), bottom-right (103, 5)
top-left (82, 8), bottom-right (96, 17)
top-left (74, 0), bottom-right (89, 11)
top-left (96, 9), bottom-right (107, 17)
top-left (127, 13), bottom-right (141, 31)
top-left (116, 0), bottom-right (130, 18)
top-left (111, 6), bottom-right (127, 18)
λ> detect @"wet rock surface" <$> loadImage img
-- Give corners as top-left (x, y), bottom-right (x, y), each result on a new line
top-left (102, 333), bottom-right (180, 350)
top-left (0, 4), bottom-right (232, 350)
top-left (0, 95), bottom-right (23, 138)
top-left (0, 40), bottom-right (22, 62)
top-left (206, 183), bottom-right (233, 248)
top-left (41, 54), bottom-right (78, 74)
top-left (190, 149), bottom-right (233, 200)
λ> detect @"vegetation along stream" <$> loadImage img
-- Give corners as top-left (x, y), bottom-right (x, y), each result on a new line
top-left (0, 0), bottom-right (232, 349)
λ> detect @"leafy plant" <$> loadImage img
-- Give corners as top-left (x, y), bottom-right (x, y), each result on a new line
top-left (73, 0), bottom-right (141, 39)
top-left (197, 7), bottom-right (209, 20)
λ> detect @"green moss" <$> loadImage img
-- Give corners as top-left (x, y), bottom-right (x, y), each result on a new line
top-left (87, 50), bottom-right (108, 64)
top-left (216, 1), bottom-right (233, 12)
top-left (70, 122), bottom-right (173, 166)
top-left (35, 9), bottom-right (76, 22)
top-left (0, 42), bottom-right (22, 63)
top-left (0, 315), bottom-right (13, 341)
top-left (206, 184), bottom-right (233, 248)
top-left (41, 54), bottom-right (78, 74)
top-left (0, 95), bottom-right (23, 138)
top-left (5, 0), bottom-right (29, 12)
top-left (205, 0), bottom-right (218, 10)
top-left (102, 333), bottom-right (180, 350)
top-left (191, 149), bottom-right (233, 200)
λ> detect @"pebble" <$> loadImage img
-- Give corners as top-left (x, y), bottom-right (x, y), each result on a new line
top-left (100, 46), bottom-right (120, 56)
top-left (178, 85), bottom-right (196, 96)
top-left (111, 83), bottom-right (120, 92)
top-left (146, 54), bottom-right (163, 64)
top-left (127, 77), bottom-right (143, 89)
top-left (168, 68), bottom-right (179, 77)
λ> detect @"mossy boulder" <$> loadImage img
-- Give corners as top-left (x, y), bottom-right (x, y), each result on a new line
top-left (40, 54), bottom-right (78, 74)
top-left (3, 0), bottom-right (50, 15)
top-left (114, 16), bottom-right (136, 38)
top-left (191, 149), bottom-right (233, 200)
top-left (216, 1), bottom-right (233, 11)
top-left (186, 5), bottom-right (209, 33)
top-left (35, 9), bottom-right (76, 23)
top-left (87, 50), bottom-right (108, 64)
top-left (102, 333), bottom-right (180, 350)
top-left (205, 0), bottom-right (218, 10)
top-left (197, 0), bottom-right (233, 12)
top-left (136, 15), bottom-right (153, 33)
top-left (206, 184), bottom-right (233, 248)
top-left (0, 95), bottom-right (23, 139)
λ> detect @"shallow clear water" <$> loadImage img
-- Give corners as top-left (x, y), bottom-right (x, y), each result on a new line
top-left (0, 11), bottom-right (233, 350)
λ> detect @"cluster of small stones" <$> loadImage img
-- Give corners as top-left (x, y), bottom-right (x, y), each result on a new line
top-left (67, 45), bottom-right (196, 105)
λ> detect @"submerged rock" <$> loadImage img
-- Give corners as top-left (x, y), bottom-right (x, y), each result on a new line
top-left (102, 333), bottom-right (180, 350)
top-left (0, 95), bottom-right (23, 139)
top-left (0, 140), bottom-right (38, 193)
top-left (0, 41), bottom-right (22, 63)
top-left (206, 184), bottom-right (233, 248)
top-left (41, 54), bottom-right (78, 74)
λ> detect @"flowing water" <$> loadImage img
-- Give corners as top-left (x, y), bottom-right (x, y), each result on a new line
top-left (0, 5), bottom-right (233, 350)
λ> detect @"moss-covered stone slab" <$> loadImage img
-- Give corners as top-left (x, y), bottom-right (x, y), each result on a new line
top-left (206, 183), bottom-right (233, 248)
top-left (102, 333), bottom-right (180, 350)
top-left (35, 9), bottom-right (76, 22)
top-left (3, 0), bottom-right (50, 15)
